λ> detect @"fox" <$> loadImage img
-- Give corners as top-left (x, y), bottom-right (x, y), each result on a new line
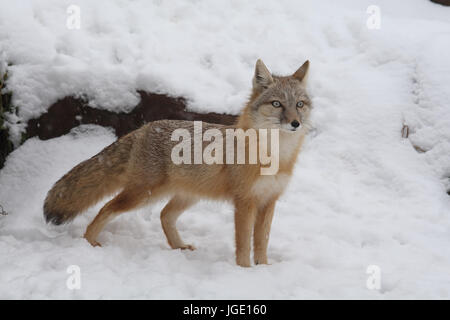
top-left (44, 59), bottom-right (312, 267)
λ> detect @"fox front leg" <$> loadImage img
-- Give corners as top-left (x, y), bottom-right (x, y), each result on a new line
top-left (233, 199), bottom-right (257, 267)
top-left (253, 199), bottom-right (276, 265)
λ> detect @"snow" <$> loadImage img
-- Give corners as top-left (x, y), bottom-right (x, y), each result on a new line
top-left (1, 0), bottom-right (450, 299)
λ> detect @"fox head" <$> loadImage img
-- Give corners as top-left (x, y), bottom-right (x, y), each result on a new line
top-left (242, 59), bottom-right (311, 133)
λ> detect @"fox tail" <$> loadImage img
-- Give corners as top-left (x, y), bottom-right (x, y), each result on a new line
top-left (43, 134), bottom-right (134, 225)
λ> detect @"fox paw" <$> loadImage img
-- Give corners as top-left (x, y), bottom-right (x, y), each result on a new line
top-left (236, 257), bottom-right (251, 268)
top-left (84, 235), bottom-right (102, 247)
top-left (254, 257), bottom-right (269, 265)
top-left (177, 244), bottom-right (196, 251)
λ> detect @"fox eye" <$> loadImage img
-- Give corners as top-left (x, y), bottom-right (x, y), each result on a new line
top-left (271, 101), bottom-right (281, 108)
top-left (296, 101), bottom-right (304, 108)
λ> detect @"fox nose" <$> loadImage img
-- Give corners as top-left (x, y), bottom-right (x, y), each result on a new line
top-left (291, 120), bottom-right (300, 128)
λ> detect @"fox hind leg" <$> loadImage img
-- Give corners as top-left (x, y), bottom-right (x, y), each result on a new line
top-left (161, 195), bottom-right (197, 250)
top-left (84, 185), bottom-right (150, 246)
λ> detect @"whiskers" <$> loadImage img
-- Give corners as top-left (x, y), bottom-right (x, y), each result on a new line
top-left (301, 119), bottom-right (314, 132)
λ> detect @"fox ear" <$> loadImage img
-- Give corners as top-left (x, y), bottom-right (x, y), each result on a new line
top-left (253, 59), bottom-right (274, 91)
top-left (292, 60), bottom-right (309, 82)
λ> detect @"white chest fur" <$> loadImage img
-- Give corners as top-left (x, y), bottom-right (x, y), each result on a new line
top-left (251, 173), bottom-right (291, 201)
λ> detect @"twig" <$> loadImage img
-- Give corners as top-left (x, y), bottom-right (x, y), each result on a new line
top-left (401, 124), bottom-right (409, 139)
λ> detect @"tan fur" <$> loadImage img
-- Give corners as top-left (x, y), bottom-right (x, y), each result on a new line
top-left (44, 59), bottom-right (312, 267)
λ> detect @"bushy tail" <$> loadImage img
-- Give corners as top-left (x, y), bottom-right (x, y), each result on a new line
top-left (44, 133), bottom-right (135, 225)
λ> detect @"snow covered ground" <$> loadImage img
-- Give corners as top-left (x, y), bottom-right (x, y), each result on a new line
top-left (1, 0), bottom-right (450, 299)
